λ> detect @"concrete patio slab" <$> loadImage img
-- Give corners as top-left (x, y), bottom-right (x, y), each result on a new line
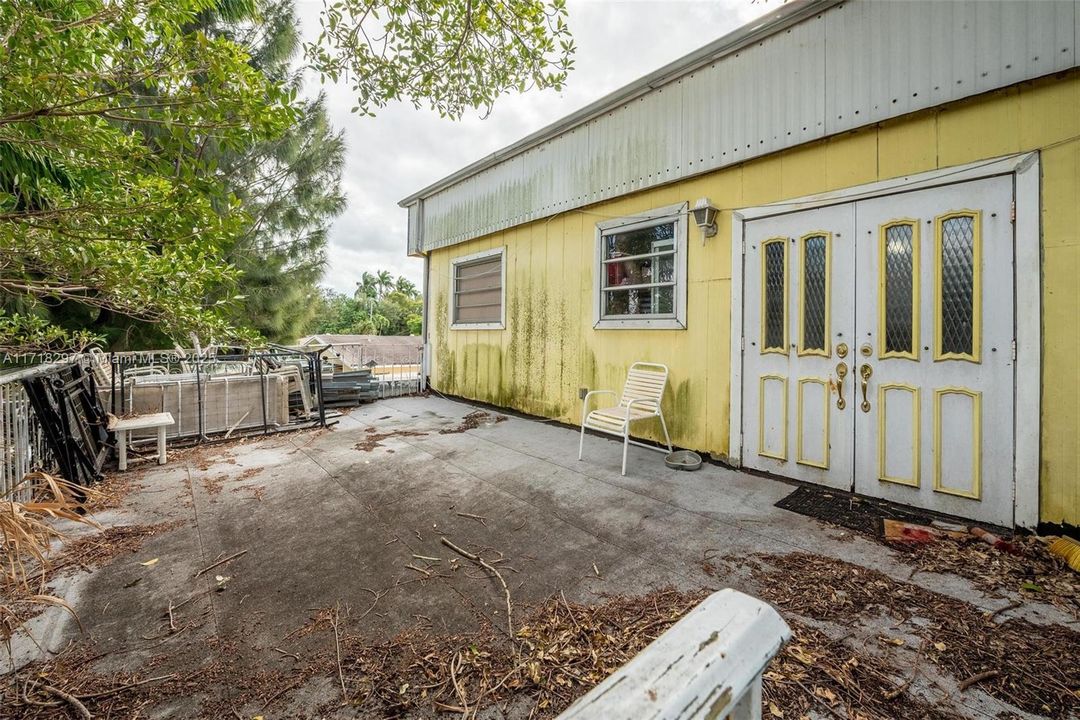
top-left (7, 396), bottom-right (1075, 719)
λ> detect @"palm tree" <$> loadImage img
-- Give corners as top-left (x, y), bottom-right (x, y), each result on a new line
top-left (375, 270), bottom-right (394, 298)
top-left (354, 271), bottom-right (378, 300)
top-left (394, 276), bottom-right (418, 298)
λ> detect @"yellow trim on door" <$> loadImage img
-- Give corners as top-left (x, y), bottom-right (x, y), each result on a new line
top-left (878, 219), bottom-right (920, 360)
top-left (796, 377), bottom-right (830, 469)
top-left (932, 386), bottom-right (982, 500)
top-left (933, 211), bottom-right (982, 363)
top-left (758, 374), bottom-right (788, 461)
top-left (760, 237), bottom-right (788, 355)
top-left (797, 231), bottom-right (832, 358)
top-left (877, 383), bottom-right (920, 487)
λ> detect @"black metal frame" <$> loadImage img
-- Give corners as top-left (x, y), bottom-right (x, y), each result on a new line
top-left (21, 360), bottom-right (110, 488)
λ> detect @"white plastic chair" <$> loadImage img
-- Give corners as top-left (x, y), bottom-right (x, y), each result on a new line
top-left (579, 362), bottom-right (673, 475)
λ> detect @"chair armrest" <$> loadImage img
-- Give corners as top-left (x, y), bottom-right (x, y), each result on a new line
top-left (582, 390), bottom-right (617, 414)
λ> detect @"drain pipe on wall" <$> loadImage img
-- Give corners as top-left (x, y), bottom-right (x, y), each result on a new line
top-left (421, 252), bottom-right (430, 392)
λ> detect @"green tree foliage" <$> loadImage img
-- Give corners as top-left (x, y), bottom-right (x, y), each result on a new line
top-left (205, 0), bottom-right (347, 344)
top-left (0, 0), bottom-right (294, 352)
top-left (307, 0), bottom-right (575, 118)
top-left (0, 0), bottom-right (572, 352)
top-left (310, 272), bottom-right (421, 336)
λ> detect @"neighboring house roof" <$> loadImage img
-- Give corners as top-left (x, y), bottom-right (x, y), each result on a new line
top-left (401, 0), bottom-right (1080, 255)
top-left (297, 335), bottom-right (422, 369)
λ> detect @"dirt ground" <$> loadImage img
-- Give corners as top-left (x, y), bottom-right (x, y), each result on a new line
top-left (5, 396), bottom-right (1078, 719)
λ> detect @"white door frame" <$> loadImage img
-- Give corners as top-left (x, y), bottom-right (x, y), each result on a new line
top-left (728, 152), bottom-right (1041, 528)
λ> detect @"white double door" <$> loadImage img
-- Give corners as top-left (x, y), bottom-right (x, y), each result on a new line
top-left (742, 177), bottom-right (1016, 526)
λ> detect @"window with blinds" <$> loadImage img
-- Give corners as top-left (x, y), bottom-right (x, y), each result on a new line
top-left (452, 250), bottom-right (504, 327)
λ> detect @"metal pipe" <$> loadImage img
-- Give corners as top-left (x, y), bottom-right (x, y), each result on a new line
top-left (257, 354), bottom-right (268, 435)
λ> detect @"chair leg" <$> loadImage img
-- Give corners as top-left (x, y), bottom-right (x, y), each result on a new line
top-left (578, 420), bottom-right (586, 461)
top-left (658, 412), bottom-right (673, 453)
top-left (621, 426), bottom-right (629, 476)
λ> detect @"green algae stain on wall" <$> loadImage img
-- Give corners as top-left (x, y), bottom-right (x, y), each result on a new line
top-left (433, 292), bottom-right (454, 391)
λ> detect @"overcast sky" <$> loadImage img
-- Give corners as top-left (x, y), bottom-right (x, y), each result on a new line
top-left (296, 0), bottom-right (772, 295)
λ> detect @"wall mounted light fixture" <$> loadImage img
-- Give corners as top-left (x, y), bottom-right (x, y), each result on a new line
top-left (692, 198), bottom-right (719, 239)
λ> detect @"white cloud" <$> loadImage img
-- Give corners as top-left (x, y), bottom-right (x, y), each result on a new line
top-left (295, 0), bottom-right (772, 294)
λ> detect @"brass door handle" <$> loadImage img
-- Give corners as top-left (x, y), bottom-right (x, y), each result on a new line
top-left (835, 362), bottom-right (848, 410)
top-left (859, 363), bottom-right (873, 413)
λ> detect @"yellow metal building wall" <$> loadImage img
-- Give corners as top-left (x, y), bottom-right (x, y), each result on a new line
top-left (427, 72), bottom-right (1080, 526)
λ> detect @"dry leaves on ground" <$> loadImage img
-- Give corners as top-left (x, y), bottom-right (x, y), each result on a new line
top-left (749, 552), bottom-right (1080, 718)
top-left (889, 534), bottom-right (1079, 618)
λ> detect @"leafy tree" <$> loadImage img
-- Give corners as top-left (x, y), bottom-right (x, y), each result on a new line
top-left (311, 289), bottom-right (387, 335)
top-left (208, 1), bottom-right (347, 343)
top-left (310, 272), bottom-right (421, 337)
top-left (0, 0), bottom-right (294, 352)
top-left (1, 0), bottom-right (573, 353)
top-left (307, 0), bottom-right (575, 119)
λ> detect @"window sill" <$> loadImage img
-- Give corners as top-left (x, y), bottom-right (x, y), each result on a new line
top-left (450, 323), bottom-right (505, 331)
top-left (594, 318), bottom-right (686, 330)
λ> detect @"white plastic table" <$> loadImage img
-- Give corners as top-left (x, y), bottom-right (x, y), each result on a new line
top-left (108, 412), bottom-right (175, 471)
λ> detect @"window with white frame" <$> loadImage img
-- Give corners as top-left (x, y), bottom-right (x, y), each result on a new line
top-left (595, 203), bottom-right (688, 329)
top-left (451, 248), bottom-right (505, 328)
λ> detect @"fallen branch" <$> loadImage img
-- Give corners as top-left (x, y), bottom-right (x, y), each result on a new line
top-left (331, 603), bottom-right (348, 703)
top-left (441, 537), bottom-right (514, 639)
top-left (987, 600), bottom-right (1021, 621)
top-left (449, 651), bottom-right (469, 716)
top-left (455, 512), bottom-right (487, 525)
top-left (791, 676), bottom-right (845, 720)
top-left (273, 647), bottom-right (301, 661)
top-left (40, 684), bottom-right (91, 719)
top-left (193, 550), bottom-right (248, 578)
top-left (560, 590), bottom-right (580, 631)
top-left (882, 674), bottom-right (913, 700)
top-left (355, 587), bottom-right (387, 622)
top-left (959, 669), bottom-right (1000, 692)
top-left (76, 674), bottom-right (177, 700)
top-left (171, 587), bottom-right (215, 611)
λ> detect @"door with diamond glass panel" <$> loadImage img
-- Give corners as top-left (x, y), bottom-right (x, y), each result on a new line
top-left (741, 205), bottom-right (856, 489)
top-left (853, 177), bottom-right (1015, 526)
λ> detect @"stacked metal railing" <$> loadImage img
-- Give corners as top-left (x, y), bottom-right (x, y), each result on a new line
top-left (310, 341), bottom-right (425, 399)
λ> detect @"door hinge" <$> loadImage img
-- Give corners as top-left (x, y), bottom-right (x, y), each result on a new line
top-left (740, 336), bottom-right (745, 352)
top-left (1011, 339), bottom-right (1017, 361)
top-left (1010, 200), bottom-right (1016, 224)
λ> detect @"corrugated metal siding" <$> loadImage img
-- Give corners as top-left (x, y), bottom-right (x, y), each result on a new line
top-left (406, 201), bottom-right (421, 255)
top-left (410, 0), bottom-right (1078, 254)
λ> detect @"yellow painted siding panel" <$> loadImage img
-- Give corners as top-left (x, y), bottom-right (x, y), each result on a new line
top-left (1041, 141), bottom-right (1080, 249)
top-left (878, 114), bottom-right (938, 178)
top-left (937, 87), bottom-right (1021, 168)
top-left (427, 72), bottom-right (1080, 525)
top-left (1041, 244), bottom-right (1079, 525)
top-left (825, 130), bottom-right (878, 190)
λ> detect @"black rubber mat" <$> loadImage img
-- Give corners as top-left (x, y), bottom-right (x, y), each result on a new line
top-left (775, 485), bottom-right (937, 537)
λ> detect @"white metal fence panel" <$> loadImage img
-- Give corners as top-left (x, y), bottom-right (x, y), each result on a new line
top-left (0, 374), bottom-right (52, 503)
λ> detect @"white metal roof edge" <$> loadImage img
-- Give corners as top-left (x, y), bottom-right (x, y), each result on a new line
top-left (397, 0), bottom-right (840, 207)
